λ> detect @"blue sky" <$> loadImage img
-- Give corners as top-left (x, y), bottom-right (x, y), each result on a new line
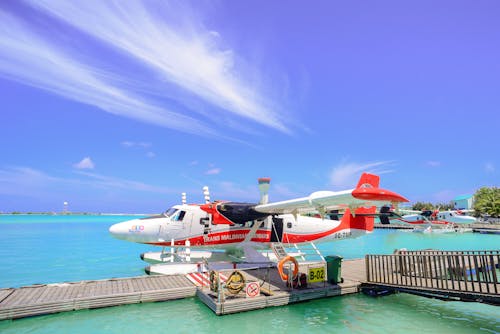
top-left (0, 0), bottom-right (498, 213)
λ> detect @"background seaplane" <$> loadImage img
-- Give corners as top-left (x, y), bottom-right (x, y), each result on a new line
top-left (109, 173), bottom-right (408, 274)
top-left (380, 207), bottom-right (476, 233)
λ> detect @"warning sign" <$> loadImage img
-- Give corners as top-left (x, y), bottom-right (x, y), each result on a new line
top-left (245, 282), bottom-right (260, 298)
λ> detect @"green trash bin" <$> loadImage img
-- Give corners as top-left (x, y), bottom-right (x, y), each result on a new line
top-left (325, 255), bottom-right (343, 284)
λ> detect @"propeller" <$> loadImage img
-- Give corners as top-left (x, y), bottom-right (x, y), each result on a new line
top-left (378, 205), bottom-right (404, 224)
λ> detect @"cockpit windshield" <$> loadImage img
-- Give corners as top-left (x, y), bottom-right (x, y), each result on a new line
top-left (164, 207), bottom-right (178, 217)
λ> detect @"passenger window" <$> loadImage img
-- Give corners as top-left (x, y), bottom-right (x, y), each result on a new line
top-left (287, 222), bottom-right (292, 228)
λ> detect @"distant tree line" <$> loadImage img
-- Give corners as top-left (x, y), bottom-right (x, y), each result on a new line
top-left (473, 187), bottom-right (499, 218)
top-left (410, 187), bottom-right (499, 218)
top-left (411, 201), bottom-right (454, 211)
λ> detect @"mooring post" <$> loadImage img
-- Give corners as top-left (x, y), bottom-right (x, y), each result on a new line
top-left (170, 239), bottom-right (175, 263)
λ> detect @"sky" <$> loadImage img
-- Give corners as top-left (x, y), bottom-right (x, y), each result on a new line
top-left (0, 0), bottom-right (498, 213)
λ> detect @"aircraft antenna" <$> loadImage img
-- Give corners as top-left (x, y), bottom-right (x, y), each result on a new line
top-left (203, 186), bottom-right (210, 203)
top-left (258, 177), bottom-right (271, 204)
top-left (181, 192), bottom-right (186, 205)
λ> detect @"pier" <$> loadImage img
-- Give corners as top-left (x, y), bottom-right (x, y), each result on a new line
top-left (374, 222), bottom-right (500, 233)
top-left (2, 250), bottom-right (499, 320)
top-left (0, 275), bottom-right (196, 320)
top-left (0, 259), bottom-right (365, 320)
top-left (365, 250), bottom-right (500, 305)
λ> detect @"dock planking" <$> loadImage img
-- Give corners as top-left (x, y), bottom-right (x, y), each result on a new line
top-left (0, 259), bottom-right (367, 320)
top-left (0, 275), bottom-right (196, 320)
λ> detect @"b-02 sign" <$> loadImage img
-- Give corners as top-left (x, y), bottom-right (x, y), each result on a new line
top-left (308, 267), bottom-right (325, 283)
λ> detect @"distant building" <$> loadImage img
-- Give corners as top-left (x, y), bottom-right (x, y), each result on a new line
top-left (454, 194), bottom-right (474, 210)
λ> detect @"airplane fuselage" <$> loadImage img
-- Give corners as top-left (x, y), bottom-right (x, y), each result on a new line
top-left (390, 211), bottom-right (476, 226)
top-left (109, 203), bottom-right (369, 250)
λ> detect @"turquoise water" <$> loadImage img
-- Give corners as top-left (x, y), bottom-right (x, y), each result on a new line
top-left (0, 215), bottom-right (499, 333)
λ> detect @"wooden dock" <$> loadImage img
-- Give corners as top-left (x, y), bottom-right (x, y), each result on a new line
top-left (0, 275), bottom-right (196, 321)
top-left (472, 223), bottom-right (500, 234)
top-left (374, 223), bottom-right (413, 230)
top-left (0, 259), bottom-right (366, 320)
top-left (365, 250), bottom-right (500, 305)
top-left (3, 250), bottom-right (498, 320)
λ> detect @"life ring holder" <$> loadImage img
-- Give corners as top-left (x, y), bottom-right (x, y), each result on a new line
top-left (225, 270), bottom-right (246, 295)
top-left (277, 256), bottom-right (299, 282)
top-left (209, 270), bottom-right (219, 292)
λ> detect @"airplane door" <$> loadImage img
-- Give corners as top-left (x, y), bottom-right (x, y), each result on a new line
top-left (183, 212), bottom-right (193, 234)
top-left (271, 217), bottom-right (284, 242)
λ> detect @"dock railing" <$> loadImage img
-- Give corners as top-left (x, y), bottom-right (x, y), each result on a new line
top-left (366, 250), bottom-right (500, 297)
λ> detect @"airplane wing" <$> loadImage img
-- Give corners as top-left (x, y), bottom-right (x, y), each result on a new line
top-left (254, 173), bottom-right (408, 215)
top-left (398, 209), bottom-right (421, 214)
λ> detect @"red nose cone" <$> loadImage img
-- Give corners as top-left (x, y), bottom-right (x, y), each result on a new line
top-left (351, 187), bottom-right (409, 202)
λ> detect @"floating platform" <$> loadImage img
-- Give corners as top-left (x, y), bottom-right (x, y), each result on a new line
top-left (0, 259), bottom-right (366, 320)
top-left (196, 259), bottom-right (365, 315)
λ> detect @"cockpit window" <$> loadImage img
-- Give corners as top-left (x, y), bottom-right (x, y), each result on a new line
top-left (164, 207), bottom-right (178, 217)
top-left (172, 210), bottom-right (186, 221)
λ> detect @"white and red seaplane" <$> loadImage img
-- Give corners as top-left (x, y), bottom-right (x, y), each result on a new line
top-left (382, 208), bottom-right (476, 233)
top-left (109, 173), bottom-right (408, 275)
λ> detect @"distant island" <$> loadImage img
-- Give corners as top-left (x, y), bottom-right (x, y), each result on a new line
top-left (0, 212), bottom-right (153, 216)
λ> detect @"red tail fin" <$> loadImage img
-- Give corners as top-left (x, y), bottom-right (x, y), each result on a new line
top-left (339, 207), bottom-right (376, 232)
top-left (356, 173), bottom-right (380, 189)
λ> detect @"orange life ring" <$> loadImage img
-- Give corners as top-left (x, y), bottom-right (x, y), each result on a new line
top-left (277, 256), bottom-right (299, 281)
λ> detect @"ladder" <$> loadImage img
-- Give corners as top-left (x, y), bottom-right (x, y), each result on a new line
top-left (272, 241), bottom-right (326, 262)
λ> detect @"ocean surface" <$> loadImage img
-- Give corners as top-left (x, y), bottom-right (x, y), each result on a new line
top-left (0, 214), bottom-right (498, 333)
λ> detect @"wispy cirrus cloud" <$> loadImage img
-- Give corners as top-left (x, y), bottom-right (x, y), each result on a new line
top-left (0, 8), bottom-right (220, 138)
top-left (121, 141), bottom-right (156, 158)
top-left (0, 166), bottom-right (58, 189)
top-left (484, 162), bottom-right (495, 173)
top-left (121, 141), bottom-right (152, 148)
top-left (426, 161), bottom-right (441, 167)
top-left (205, 168), bottom-right (221, 175)
top-left (0, 165), bottom-right (175, 197)
top-left (0, 1), bottom-right (291, 139)
top-left (330, 160), bottom-right (395, 189)
top-left (74, 171), bottom-right (173, 194)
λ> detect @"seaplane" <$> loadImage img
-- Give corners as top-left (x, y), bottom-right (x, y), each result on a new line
top-left (381, 207), bottom-right (476, 233)
top-left (109, 173), bottom-right (408, 275)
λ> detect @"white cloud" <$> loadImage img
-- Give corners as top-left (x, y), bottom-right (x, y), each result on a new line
top-left (330, 160), bottom-right (395, 189)
top-left (205, 168), bottom-right (221, 175)
top-left (1, 1), bottom-right (291, 138)
top-left (485, 162), bottom-right (495, 173)
top-left (0, 166), bottom-right (58, 189)
top-left (0, 10), bottom-right (218, 137)
top-left (121, 141), bottom-right (151, 148)
top-left (73, 157), bottom-right (95, 170)
top-left (74, 171), bottom-right (173, 194)
top-left (0, 165), bottom-right (175, 195)
top-left (0, 166), bottom-right (84, 198)
top-left (146, 151), bottom-right (156, 158)
top-left (426, 161), bottom-right (441, 167)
